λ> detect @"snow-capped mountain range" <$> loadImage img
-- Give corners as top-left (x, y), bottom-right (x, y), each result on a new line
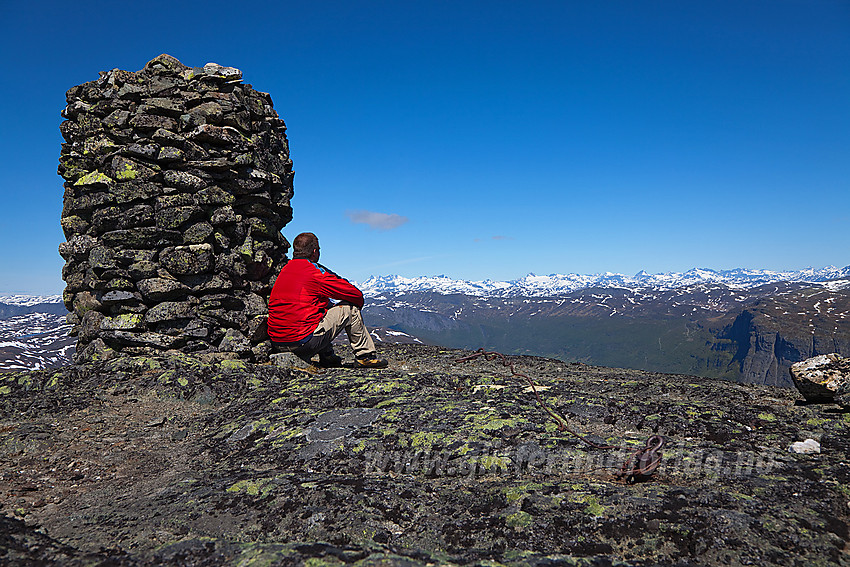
top-left (360, 266), bottom-right (850, 298)
top-left (0, 295), bottom-right (74, 372)
top-left (0, 295), bottom-right (64, 307)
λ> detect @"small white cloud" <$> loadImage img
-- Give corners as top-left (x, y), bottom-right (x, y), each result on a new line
top-left (346, 210), bottom-right (409, 231)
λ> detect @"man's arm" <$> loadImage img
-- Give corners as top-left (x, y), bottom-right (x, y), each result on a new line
top-left (312, 264), bottom-right (364, 308)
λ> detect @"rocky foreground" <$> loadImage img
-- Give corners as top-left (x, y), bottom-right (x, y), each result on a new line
top-left (1, 344), bottom-right (848, 566)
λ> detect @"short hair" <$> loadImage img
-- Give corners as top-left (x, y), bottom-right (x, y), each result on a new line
top-left (292, 232), bottom-right (319, 259)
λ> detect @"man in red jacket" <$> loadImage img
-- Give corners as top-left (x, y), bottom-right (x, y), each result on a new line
top-left (268, 232), bottom-right (388, 368)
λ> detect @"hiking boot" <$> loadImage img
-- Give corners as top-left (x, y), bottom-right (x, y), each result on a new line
top-left (355, 354), bottom-right (388, 369)
top-left (317, 353), bottom-right (343, 368)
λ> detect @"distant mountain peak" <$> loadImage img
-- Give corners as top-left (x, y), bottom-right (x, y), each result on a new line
top-left (360, 265), bottom-right (850, 298)
top-left (0, 295), bottom-right (63, 307)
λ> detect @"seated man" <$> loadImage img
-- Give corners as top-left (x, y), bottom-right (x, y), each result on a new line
top-left (267, 232), bottom-right (388, 368)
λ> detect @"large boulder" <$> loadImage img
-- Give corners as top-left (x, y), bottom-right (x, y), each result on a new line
top-left (790, 353), bottom-right (850, 408)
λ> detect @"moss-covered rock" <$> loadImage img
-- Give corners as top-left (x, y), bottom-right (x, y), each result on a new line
top-left (1, 345), bottom-right (847, 566)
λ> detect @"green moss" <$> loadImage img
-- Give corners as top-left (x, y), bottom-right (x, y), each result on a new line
top-left (268, 425), bottom-right (302, 445)
top-left (177, 376), bottom-right (189, 387)
top-left (46, 373), bottom-right (62, 389)
top-left (158, 370), bottom-right (176, 385)
top-left (568, 492), bottom-right (606, 517)
top-left (163, 352), bottom-right (209, 371)
top-left (115, 162), bottom-right (138, 180)
top-left (505, 511), bottom-right (533, 528)
top-left (806, 417), bottom-right (828, 427)
top-left (478, 455), bottom-right (511, 472)
top-left (105, 313), bottom-right (144, 330)
top-left (583, 495), bottom-right (606, 517)
top-left (220, 359), bottom-right (248, 372)
top-left (74, 171), bottom-right (112, 186)
top-left (361, 380), bottom-right (409, 394)
top-left (464, 410), bottom-right (529, 434)
top-left (0, 385), bottom-right (11, 395)
top-left (227, 478), bottom-right (273, 498)
top-left (410, 431), bottom-right (444, 449)
top-left (504, 482), bottom-right (544, 503)
top-left (485, 417), bottom-right (528, 431)
top-left (139, 358), bottom-right (163, 371)
top-left (758, 412), bottom-right (777, 422)
top-left (304, 557), bottom-right (345, 567)
top-left (758, 475), bottom-right (789, 482)
top-left (107, 278), bottom-right (134, 290)
top-left (730, 492), bottom-right (754, 501)
top-left (89, 346), bottom-right (116, 362)
top-left (378, 407), bottom-right (403, 422)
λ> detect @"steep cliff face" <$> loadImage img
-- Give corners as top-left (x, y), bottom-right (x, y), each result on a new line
top-left (366, 282), bottom-right (850, 387)
top-left (722, 294), bottom-right (850, 387)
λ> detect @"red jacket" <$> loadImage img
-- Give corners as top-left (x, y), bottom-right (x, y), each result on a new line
top-left (267, 259), bottom-right (364, 343)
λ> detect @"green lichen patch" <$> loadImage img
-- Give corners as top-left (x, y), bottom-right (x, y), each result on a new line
top-left (73, 171), bottom-right (113, 186)
top-left (0, 344), bottom-right (845, 567)
top-left (227, 477), bottom-right (274, 498)
top-left (505, 510), bottom-right (533, 528)
top-left (220, 359), bottom-right (248, 373)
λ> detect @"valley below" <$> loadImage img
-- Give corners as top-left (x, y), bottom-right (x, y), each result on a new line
top-left (3, 269), bottom-right (850, 389)
top-left (363, 277), bottom-right (850, 388)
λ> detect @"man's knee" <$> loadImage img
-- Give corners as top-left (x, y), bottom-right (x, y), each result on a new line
top-left (330, 302), bottom-right (362, 319)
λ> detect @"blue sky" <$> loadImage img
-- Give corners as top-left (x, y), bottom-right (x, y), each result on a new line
top-left (1, 1), bottom-right (848, 294)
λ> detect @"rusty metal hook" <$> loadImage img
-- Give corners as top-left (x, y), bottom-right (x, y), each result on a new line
top-left (620, 434), bottom-right (665, 483)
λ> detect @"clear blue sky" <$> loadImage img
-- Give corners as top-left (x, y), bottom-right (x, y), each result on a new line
top-left (1, 1), bottom-right (848, 294)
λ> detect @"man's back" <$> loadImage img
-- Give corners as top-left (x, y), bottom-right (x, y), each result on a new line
top-left (267, 259), bottom-right (363, 343)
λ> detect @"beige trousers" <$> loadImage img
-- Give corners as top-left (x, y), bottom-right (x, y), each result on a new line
top-left (311, 302), bottom-right (377, 357)
top-left (274, 302), bottom-right (377, 360)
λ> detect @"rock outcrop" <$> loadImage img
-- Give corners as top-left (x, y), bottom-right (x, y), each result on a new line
top-left (723, 304), bottom-right (850, 388)
top-left (1, 344), bottom-right (848, 566)
top-left (57, 54), bottom-right (293, 363)
top-left (790, 353), bottom-right (850, 408)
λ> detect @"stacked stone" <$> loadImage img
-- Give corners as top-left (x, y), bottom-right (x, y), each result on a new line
top-left (58, 54), bottom-right (293, 363)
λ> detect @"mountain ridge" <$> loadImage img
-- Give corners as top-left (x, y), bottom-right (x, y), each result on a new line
top-left (360, 268), bottom-right (850, 388)
top-left (360, 265), bottom-right (850, 297)
top-left (3, 265), bottom-right (849, 381)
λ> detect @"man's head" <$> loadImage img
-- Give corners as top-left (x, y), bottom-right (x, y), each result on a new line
top-left (292, 232), bottom-right (320, 260)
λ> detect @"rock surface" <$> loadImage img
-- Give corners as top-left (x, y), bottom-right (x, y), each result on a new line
top-left (790, 353), bottom-right (850, 408)
top-left (58, 54), bottom-right (293, 363)
top-left (1, 344), bottom-right (848, 566)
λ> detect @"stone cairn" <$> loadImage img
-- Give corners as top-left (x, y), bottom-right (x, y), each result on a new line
top-left (58, 54), bottom-right (293, 363)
